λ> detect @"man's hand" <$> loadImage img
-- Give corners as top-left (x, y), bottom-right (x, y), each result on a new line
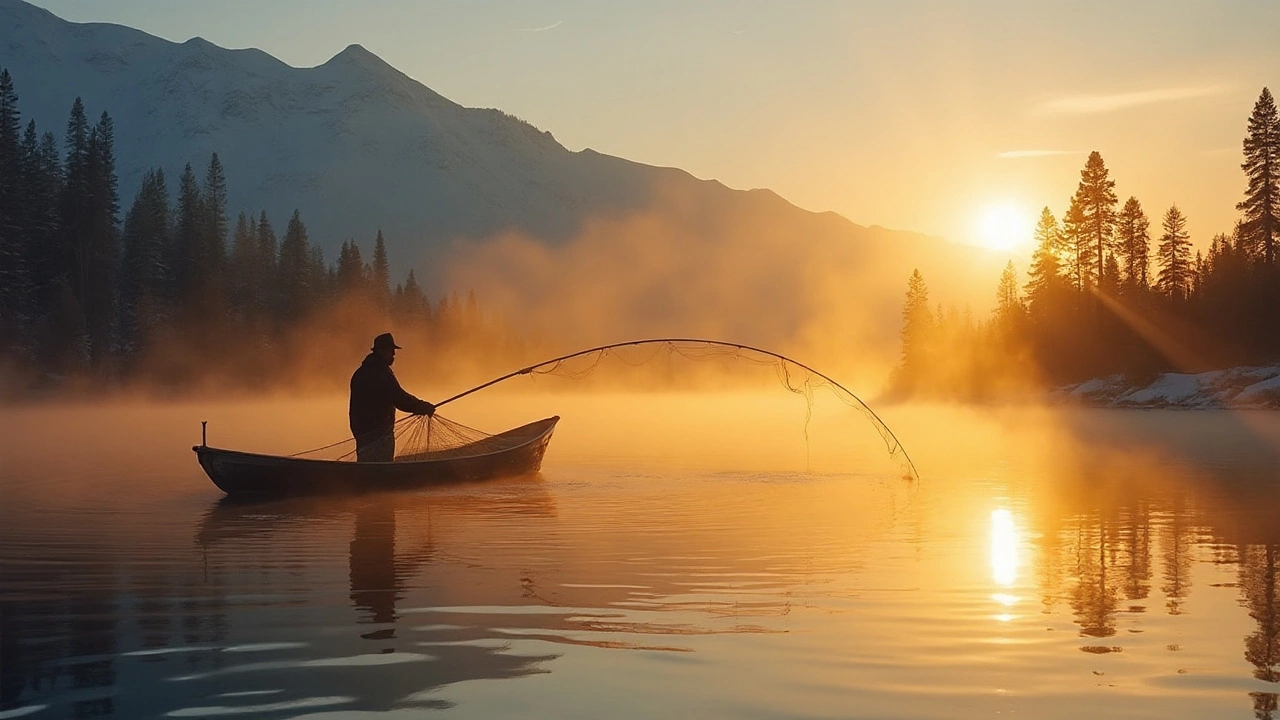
top-left (419, 401), bottom-right (436, 417)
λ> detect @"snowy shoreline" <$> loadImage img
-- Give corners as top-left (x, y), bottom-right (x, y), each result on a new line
top-left (1056, 365), bottom-right (1280, 409)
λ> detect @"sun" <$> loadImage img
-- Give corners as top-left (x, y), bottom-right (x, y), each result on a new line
top-left (977, 204), bottom-right (1033, 252)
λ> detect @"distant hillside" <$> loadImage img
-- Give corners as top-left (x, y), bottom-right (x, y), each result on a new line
top-left (0, 0), bottom-right (1009, 368)
top-left (1, 0), bottom-right (662, 263)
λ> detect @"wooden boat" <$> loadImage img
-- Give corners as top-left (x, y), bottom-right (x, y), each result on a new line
top-left (193, 416), bottom-right (559, 498)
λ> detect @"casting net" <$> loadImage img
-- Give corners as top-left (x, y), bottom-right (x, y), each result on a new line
top-left (438, 339), bottom-right (919, 480)
top-left (291, 414), bottom-right (516, 462)
top-left (288, 339), bottom-right (917, 480)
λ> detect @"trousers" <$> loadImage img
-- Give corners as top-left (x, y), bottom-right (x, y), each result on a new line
top-left (355, 429), bottom-right (395, 463)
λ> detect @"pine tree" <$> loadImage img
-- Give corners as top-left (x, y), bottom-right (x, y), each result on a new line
top-left (898, 269), bottom-right (934, 382)
top-left (394, 269), bottom-right (428, 323)
top-left (1103, 253), bottom-right (1121, 290)
top-left (371, 229), bottom-right (391, 314)
top-left (83, 111), bottom-right (120, 360)
top-left (440, 290), bottom-right (463, 332)
top-left (1238, 88), bottom-right (1280, 265)
top-left (1024, 207), bottom-right (1065, 321)
top-left (336, 239), bottom-right (366, 295)
top-left (1156, 205), bottom-right (1193, 301)
top-left (277, 209), bottom-right (310, 323)
top-left (1115, 197), bottom-right (1151, 292)
top-left (256, 211), bottom-right (277, 263)
top-left (202, 152), bottom-right (228, 273)
top-left (173, 163), bottom-right (203, 301)
top-left (0, 69), bottom-right (19, 191)
top-left (1201, 228), bottom-right (1267, 358)
top-left (0, 69), bottom-right (20, 226)
top-left (254, 211), bottom-right (277, 319)
top-left (1061, 194), bottom-right (1092, 293)
top-left (1193, 249), bottom-right (1207, 297)
top-left (1074, 151), bottom-right (1118, 289)
top-left (21, 124), bottom-right (62, 313)
top-left (61, 97), bottom-right (91, 314)
top-left (0, 68), bottom-right (29, 355)
top-left (171, 153), bottom-right (229, 322)
top-left (307, 244), bottom-right (328, 308)
top-left (994, 261), bottom-right (1024, 332)
top-left (63, 98), bottom-right (89, 171)
top-left (227, 211), bottom-right (257, 320)
top-left (17, 121), bottom-right (38, 218)
top-left (119, 169), bottom-right (171, 353)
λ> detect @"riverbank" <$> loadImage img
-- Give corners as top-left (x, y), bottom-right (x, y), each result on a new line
top-left (1056, 365), bottom-right (1280, 409)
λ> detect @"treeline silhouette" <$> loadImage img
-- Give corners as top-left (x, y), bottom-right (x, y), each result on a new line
top-left (892, 87), bottom-right (1280, 399)
top-left (0, 69), bottom-right (520, 396)
top-left (1041, 487), bottom-right (1280, 716)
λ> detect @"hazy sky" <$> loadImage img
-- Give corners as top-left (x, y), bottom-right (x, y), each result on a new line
top-left (28, 0), bottom-right (1280, 251)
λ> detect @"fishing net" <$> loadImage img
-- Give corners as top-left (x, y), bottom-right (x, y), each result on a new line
top-left (435, 339), bottom-right (920, 481)
top-left (290, 414), bottom-right (513, 462)
top-left (287, 339), bottom-right (917, 480)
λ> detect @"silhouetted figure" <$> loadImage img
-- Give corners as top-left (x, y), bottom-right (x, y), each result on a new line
top-left (349, 333), bottom-right (434, 462)
top-left (350, 501), bottom-right (401, 640)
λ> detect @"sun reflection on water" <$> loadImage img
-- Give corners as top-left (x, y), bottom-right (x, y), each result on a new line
top-left (990, 508), bottom-right (1021, 617)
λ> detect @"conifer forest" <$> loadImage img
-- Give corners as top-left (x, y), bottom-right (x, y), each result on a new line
top-left (891, 88), bottom-right (1280, 400)
top-left (0, 69), bottom-right (514, 396)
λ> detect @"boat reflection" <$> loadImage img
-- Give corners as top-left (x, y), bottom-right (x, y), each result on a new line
top-left (7, 405), bottom-right (1280, 719)
top-left (196, 476), bottom-right (560, 635)
top-left (183, 471), bottom-right (812, 714)
top-left (187, 476), bottom-right (563, 713)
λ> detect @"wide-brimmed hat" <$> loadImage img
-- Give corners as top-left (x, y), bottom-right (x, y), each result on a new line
top-left (372, 333), bottom-right (402, 350)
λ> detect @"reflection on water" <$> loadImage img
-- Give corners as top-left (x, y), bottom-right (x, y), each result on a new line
top-left (1, 399), bottom-right (1279, 719)
top-left (990, 508), bottom-right (1020, 616)
top-left (349, 499), bottom-right (408, 636)
top-left (990, 508), bottom-right (1018, 588)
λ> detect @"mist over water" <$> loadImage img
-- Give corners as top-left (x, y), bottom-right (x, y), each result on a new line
top-left (443, 183), bottom-right (1012, 388)
top-left (2, 396), bottom-right (1279, 719)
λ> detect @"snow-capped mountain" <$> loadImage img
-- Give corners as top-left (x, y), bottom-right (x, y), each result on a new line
top-left (0, 0), bottom-right (1005, 349)
top-left (1, 0), bottom-right (671, 261)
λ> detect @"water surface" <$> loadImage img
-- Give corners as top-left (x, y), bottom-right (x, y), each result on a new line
top-left (2, 396), bottom-right (1279, 719)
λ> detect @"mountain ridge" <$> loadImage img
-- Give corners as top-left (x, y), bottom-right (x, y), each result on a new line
top-left (0, 0), bottom-right (1006, 364)
top-left (0, 0), bottom-right (920, 268)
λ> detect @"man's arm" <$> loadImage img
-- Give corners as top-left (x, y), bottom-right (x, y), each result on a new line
top-left (386, 367), bottom-right (435, 416)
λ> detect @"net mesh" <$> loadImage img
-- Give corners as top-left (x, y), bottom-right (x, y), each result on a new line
top-left (493, 340), bottom-right (918, 480)
top-left (288, 340), bottom-right (916, 479)
top-left (291, 414), bottom-right (514, 462)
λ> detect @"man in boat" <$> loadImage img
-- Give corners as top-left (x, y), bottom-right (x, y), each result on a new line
top-left (349, 333), bottom-right (436, 462)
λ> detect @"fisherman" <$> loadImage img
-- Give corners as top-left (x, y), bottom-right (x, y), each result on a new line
top-left (349, 333), bottom-right (435, 462)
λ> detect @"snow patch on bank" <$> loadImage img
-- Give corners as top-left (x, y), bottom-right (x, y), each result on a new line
top-left (1057, 366), bottom-right (1280, 409)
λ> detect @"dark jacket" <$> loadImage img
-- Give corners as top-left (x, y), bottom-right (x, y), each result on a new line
top-left (349, 353), bottom-right (432, 439)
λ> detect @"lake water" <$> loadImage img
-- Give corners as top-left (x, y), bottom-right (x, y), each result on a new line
top-left (2, 395), bottom-right (1279, 719)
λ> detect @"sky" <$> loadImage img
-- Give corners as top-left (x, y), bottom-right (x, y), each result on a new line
top-left (27, 0), bottom-right (1280, 253)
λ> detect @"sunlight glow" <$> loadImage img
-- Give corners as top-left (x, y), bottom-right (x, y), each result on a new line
top-left (989, 508), bottom-right (1022, 621)
top-left (977, 204), bottom-right (1033, 251)
top-left (992, 592), bottom-right (1019, 607)
top-left (990, 508), bottom-right (1019, 588)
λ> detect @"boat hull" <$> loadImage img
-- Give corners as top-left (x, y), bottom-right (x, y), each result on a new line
top-left (194, 416), bottom-right (558, 497)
